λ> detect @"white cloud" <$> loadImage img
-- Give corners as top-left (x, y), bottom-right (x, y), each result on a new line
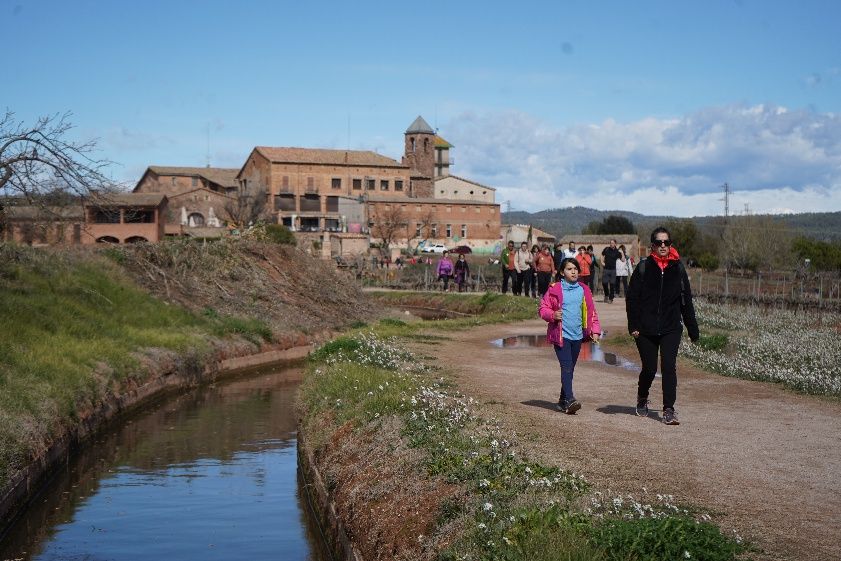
top-left (446, 105), bottom-right (841, 215)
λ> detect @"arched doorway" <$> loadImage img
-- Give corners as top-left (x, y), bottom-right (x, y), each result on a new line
top-left (96, 236), bottom-right (120, 244)
top-left (124, 236), bottom-right (148, 244)
top-left (188, 213), bottom-right (205, 227)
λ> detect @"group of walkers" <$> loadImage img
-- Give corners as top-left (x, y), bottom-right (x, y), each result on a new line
top-left (434, 250), bottom-right (471, 292)
top-left (539, 227), bottom-right (700, 425)
top-left (500, 238), bottom-right (635, 302)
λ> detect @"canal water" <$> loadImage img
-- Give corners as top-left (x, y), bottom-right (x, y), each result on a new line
top-left (0, 366), bottom-right (329, 561)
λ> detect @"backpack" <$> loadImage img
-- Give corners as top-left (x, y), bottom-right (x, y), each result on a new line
top-left (634, 258), bottom-right (686, 305)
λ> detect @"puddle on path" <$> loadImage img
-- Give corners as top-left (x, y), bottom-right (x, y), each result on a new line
top-left (489, 334), bottom-right (640, 372)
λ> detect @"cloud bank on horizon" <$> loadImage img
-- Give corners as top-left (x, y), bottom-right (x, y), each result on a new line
top-left (447, 104), bottom-right (841, 217)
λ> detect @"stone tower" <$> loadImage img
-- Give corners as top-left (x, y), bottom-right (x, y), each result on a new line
top-left (402, 116), bottom-right (435, 197)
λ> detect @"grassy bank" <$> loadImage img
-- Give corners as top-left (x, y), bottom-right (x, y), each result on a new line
top-left (0, 237), bottom-right (379, 498)
top-left (299, 319), bottom-right (748, 560)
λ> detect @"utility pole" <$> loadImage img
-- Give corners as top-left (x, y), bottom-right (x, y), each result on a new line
top-left (720, 182), bottom-right (730, 221)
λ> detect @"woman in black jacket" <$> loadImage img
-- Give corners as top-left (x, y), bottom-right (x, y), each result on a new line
top-left (626, 227), bottom-right (699, 425)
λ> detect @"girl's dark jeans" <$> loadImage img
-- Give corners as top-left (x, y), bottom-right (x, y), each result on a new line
top-left (553, 338), bottom-right (583, 403)
top-left (635, 330), bottom-right (682, 410)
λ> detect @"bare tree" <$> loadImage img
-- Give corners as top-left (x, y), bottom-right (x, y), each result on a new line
top-left (370, 204), bottom-right (409, 255)
top-left (223, 184), bottom-right (268, 229)
top-left (408, 208), bottom-right (436, 252)
top-left (0, 111), bottom-right (113, 202)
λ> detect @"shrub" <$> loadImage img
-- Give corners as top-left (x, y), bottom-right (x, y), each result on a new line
top-left (696, 333), bottom-right (728, 352)
top-left (263, 224), bottom-right (296, 245)
top-left (696, 253), bottom-right (719, 272)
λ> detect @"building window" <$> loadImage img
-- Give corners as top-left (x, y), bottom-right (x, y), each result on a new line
top-left (431, 223), bottom-right (438, 237)
top-left (300, 217), bottom-right (319, 232)
top-left (446, 206), bottom-right (452, 213)
top-left (446, 224), bottom-right (452, 237)
top-left (415, 223), bottom-right (422, 237)
top-left (366, 179), bottom-right (375, 191)
top-left (395, 180), bottom-right (403, 191)
top-left (440, 190), bottom-right (445, 194)
top-left (191, 177), bottom-right (198, 187)
top-left (300, 194), bottom-right (320, 212)
top-left (352, 178), bottom-right (362, 190)
top-left (325, 218), bottom-right (340, 231)
top-left (454, 190), bottom-right (458, 195)
top-left (461, 206), bottom-right (466, 212)
top-left (125, 209), bottom-right (155, 224)
top-left (326, 196), bottom-right (339, 212)
top-left (411, 137), bottom-right (416, 152)
top-left (470, 190), bottom-right (474, 195)
top-left (187, 213), bottom-right (205, 227)
top-left (475, 206), bottom-right (481, 213)
top-left (171, 177), bottom-right (177, 186)
top-left (424, 138), bottom-right (429, 152)
top-left (461, 224), bottom-right (467, 238)
top-left (380, 180), bottom-right (389, 191)
top-left (490, 208), bottom-right (495, 214)
top-left (275, 194), bottom-right (295, 211)
top-left (332, 178), bottom-right (341, 189)
top-left (90, 209), bottom-right (121, 224)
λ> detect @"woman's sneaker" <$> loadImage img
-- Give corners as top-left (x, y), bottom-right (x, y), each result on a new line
top-left (662, 408), bottom-right (680, 425)
top-left (564, 399), bottom-right (582, 415)
top-left (635, 398), bottom-right (649, 417)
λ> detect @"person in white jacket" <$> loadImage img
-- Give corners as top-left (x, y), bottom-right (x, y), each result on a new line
top-left (514, 241), bottom-right (533, 296)
top-left (615, 245), bottom-right (634, 298)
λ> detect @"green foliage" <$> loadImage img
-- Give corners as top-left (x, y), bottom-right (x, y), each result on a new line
top-left (791, 236), bottom-right (841, 271)
top-left (212, 315), bottom-right (273, 344)
top-left (587, 515), bottom-right (746, 561)
top-left (263, 223), bottom-right (296, 245)
top-left (379, 318), bottom-right (407, 327)
top-left (696, 333), bottom-right (728, 352)
top-left (0, 246), bottom-right (220, 485)
top-left (592, 215), bottom-right (636, 235)
top-left (696, 252), bottom-right (719, 272)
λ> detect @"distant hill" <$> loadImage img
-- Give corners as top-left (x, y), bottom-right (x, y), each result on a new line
top-left (502, 207), bottom-right (841, 241)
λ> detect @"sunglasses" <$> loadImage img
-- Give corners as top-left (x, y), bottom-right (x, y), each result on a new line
top-left (652, 239), bottom-right (672, 247)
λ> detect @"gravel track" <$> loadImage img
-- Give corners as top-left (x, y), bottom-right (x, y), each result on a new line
top-left (412, 301), bottom-right (841, 561)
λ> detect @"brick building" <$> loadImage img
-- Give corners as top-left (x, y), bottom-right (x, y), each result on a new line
top-left (133, 166), bottom-right (238, 237)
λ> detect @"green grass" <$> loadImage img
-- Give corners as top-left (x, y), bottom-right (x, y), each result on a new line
top-left (0, 245), bottom-right (274, 485)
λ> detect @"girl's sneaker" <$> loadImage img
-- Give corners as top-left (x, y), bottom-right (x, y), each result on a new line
top-left (662, 408), bottom-right (680, 425)
top-left (564, 399), bottom-right (581, 415)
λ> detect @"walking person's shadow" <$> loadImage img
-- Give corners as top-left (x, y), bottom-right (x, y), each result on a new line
top-left (596, 405), bottom-right (658, 419)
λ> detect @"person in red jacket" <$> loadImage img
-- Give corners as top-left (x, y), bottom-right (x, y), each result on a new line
top-left (626, 227), bottom-right (700, 426)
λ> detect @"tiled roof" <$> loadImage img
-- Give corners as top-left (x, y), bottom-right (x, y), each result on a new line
top-left (405, 116), bottom-right (434, 134)
top-left (365, 195), bottom-right (499, 206)
top-left (4, 205), bottom-right (85, 220)
top-left (255, 147), bottom-right (403, 167)
top-left (434, 135), bottom-right (453, 148)
top-left (434, 174), bottom-right (496, 191)
top-left (147, 166), bottom-right (240, 188)
top-left (87, 193), bottom-right (167, 207)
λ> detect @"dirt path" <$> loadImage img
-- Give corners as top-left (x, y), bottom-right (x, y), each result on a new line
top-left (410, 302), bottom-right (841, 561)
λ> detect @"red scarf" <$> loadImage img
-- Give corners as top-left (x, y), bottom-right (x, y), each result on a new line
top-left (650, 246), bottom-right (680, 271)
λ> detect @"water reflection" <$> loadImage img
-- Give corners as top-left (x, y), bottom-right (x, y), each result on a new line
top-left (0, 368), bottom-right (328, 561)
top-left (489, 335), bottom-right (640, 372)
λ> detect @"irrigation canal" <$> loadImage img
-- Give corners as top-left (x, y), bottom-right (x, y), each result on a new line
top-left (0, 365), bottom-right (330, 561)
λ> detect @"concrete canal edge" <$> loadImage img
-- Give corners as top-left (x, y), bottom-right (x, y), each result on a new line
top-left (297, 431), bottom-right (365, 561)
top-left (0, 340), bottom-right (314, 533)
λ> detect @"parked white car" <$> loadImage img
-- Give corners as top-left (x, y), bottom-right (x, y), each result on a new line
top-left (421, 244), bottom-right (449, 254)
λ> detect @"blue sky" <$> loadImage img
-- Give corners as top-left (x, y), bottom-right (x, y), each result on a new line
top-left (5, 0), bottom-right (841, 216)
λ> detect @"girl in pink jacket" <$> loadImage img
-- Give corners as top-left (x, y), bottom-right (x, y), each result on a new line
top-left (539, 258), bottom-right (602, 414)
